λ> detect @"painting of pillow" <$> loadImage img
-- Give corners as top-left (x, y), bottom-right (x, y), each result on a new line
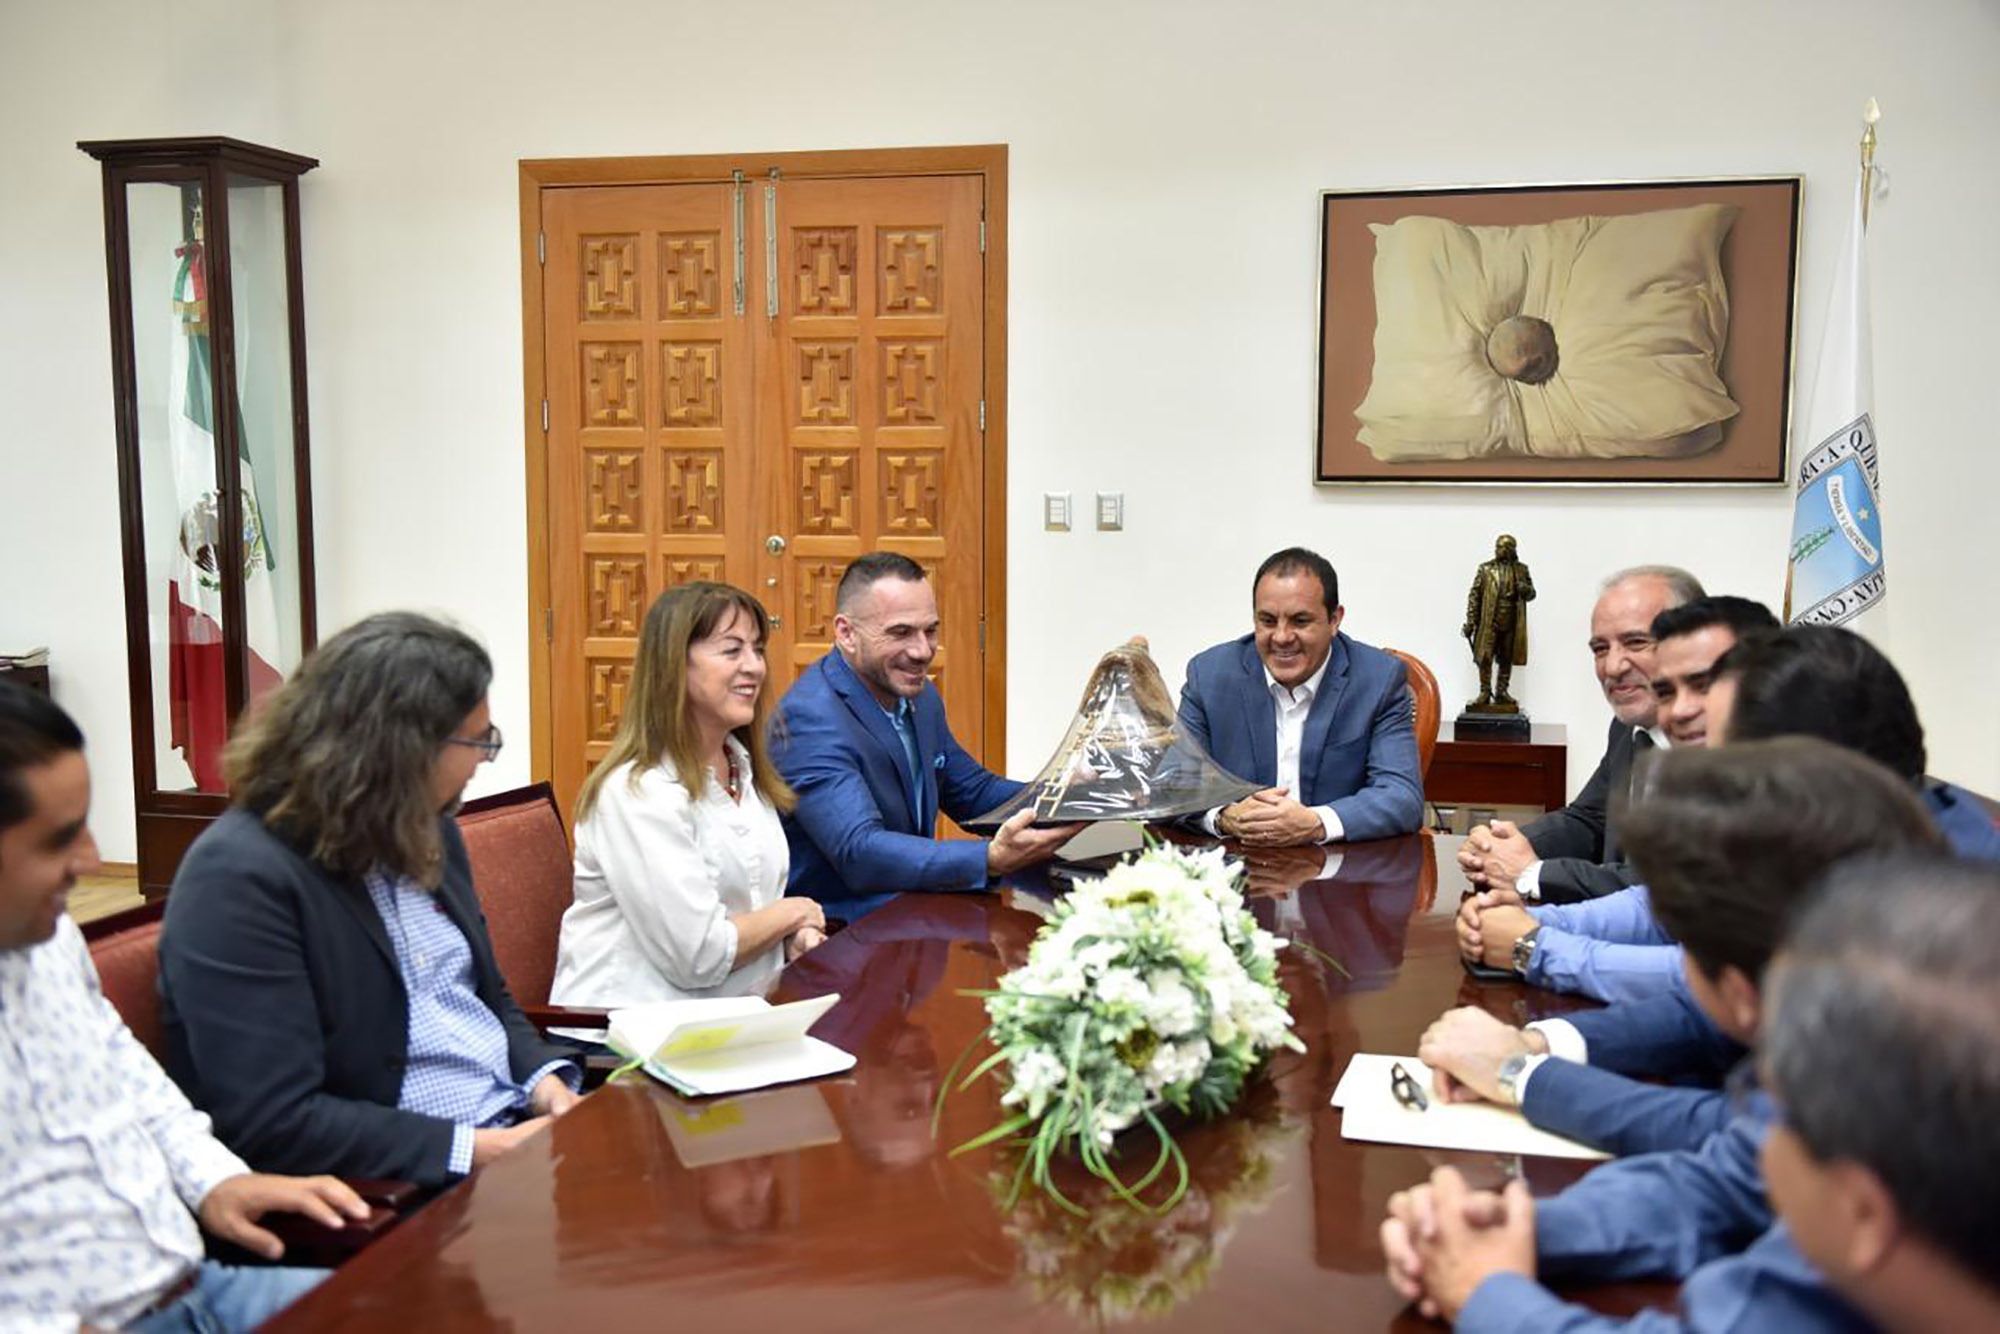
top-left (1355, 204), bottom-right (1741, 462)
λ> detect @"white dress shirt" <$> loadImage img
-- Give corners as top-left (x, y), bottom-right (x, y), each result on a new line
top-left (1205, 656), bottom-right (1346, 844)
top-left (1, 917), bottom-right (248, 1333)
top-left (553, 736), bottom-right (791, 1006)
top-left (1510, 1017), bottom-right (1591, 1102)
top-left (1517, 724), bottom-right (1668, 901)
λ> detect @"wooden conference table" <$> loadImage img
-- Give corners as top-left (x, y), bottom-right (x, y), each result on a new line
top-left (269, 835), bottom-right (1672, 1332)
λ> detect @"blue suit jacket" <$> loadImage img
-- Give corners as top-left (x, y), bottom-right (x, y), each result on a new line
top-left (1523, 984), bottom-right (1745, 1158)
top-left (1460, 1093), bottom-right (1872, 1333)
top-left (771, 649), bottom-right (1022, 907)
top-left (1176, 632), bottom-right (1422, 841)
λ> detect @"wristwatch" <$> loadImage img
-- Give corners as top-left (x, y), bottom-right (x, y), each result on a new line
top-left (1495, 1050), bottom-right (1534, 1106)
top-left (1511, 926), bottom-right (1542, 978)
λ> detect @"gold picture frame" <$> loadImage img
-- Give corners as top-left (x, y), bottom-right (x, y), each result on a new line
top-left (1314, 176), bottom-right (1803, 486)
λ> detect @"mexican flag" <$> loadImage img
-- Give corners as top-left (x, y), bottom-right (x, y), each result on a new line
top-left (166, 235), bottom-right (283, 790)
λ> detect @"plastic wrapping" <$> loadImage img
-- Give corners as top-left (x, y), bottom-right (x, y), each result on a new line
top-left (965, 643), bottom-right (1260, 830)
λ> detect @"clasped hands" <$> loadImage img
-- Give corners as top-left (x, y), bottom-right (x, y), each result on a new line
top-left (786, 896), bottom-right (829, 960)
top-left (1456, 819), bottom-right (1536, 893)
top-left (1454, 885), bottom-right (1539, 972)
top-left (1218, 787), bottom-right (1326, 847)
top-left (1417, 1005), bottom-right (1550, 1105)
top-left (1381, 1167), bottom-right (1536, 1321)
top-left (1382, 1007), bottom-right (1553, 1316)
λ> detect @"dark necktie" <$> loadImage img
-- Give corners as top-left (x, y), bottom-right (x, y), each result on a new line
top-left (889, 703), bottom-right (926, 828)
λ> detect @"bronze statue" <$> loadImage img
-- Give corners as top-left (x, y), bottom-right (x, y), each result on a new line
top-left (1463, 534), bottom-right (1535, 711)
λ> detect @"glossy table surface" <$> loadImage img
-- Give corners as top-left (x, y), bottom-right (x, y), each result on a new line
top-left (268, 834), bottom-right (1669, 1332)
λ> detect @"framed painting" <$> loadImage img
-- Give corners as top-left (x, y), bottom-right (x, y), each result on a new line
top-left (1314, 176), bottom-right (1803, 485)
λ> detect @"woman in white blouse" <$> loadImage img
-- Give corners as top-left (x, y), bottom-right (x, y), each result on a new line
top-left (552, 583), bottom-right (826, 1006)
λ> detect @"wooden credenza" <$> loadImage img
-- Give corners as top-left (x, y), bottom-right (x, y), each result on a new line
top-left (1428, 722), bottom-right (1569, 813)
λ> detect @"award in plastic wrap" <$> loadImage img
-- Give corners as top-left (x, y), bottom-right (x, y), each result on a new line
top-left (965, 643), bottom-right (1259, 830)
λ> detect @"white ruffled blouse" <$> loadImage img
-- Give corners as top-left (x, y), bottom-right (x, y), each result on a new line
top-left (552, 737), bottom-right (790, 1006)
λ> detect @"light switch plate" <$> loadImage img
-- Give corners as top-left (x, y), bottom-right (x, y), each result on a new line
top-left (1096, 491), bottom-right (1124, 531)
top-left (1043, 492), bottom-right (1071, 532)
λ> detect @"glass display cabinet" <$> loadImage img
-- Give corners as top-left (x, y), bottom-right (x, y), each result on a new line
top-left (79, 136), bottom-right (319, 896)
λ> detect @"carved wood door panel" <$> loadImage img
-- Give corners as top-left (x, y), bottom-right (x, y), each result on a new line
top-left (544, 183), bottom-right (756, 814)
top-left (755, 174), bottom-right (985, 777)
top-left (542, 173), bottom-right (986, 820)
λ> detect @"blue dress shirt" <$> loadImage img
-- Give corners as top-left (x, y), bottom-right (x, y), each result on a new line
top-left (366, 874), bottom-right (577, 1175)
top-left (1526, 887), bottom-right (1683, 1004)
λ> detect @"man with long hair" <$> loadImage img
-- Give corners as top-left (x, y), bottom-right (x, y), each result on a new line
top-left (159, 613), bottom-right (580, 1187)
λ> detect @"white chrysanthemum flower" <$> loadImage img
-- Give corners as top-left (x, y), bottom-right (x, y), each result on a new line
top-left (1002, 1047), bottom-right (1068, 1115)
top-left (1143, 974), bottom-right (1200, 1037)
top-left (1145, 1037), bottom-right (1212, 1092)
top-left (1096, 967), bottom-right (1150, 1010)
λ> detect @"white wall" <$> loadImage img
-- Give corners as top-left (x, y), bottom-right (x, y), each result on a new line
top-left (3, 0), bottom-right (1993, 861)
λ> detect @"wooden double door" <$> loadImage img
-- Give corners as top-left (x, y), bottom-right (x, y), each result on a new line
top-left (534, 164), bottom-right (992, 819)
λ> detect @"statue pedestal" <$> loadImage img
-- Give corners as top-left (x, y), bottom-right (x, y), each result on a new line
top-left (1453, 710), bottom-right (1531, 742)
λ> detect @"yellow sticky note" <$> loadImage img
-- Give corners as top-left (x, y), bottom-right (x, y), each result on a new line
top-left (660, 1025), bottom-right (739, 1057)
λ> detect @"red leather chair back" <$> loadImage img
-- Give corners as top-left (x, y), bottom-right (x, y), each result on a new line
top-left (1382, 647), bottom-right (1442, 779)
top-left (455, 782), bottom-right (574, 1007)
top-left (86, 909), bottom-right (168, 1058)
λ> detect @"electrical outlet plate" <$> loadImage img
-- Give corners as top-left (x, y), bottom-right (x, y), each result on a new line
top-left (1044, 492), bottom-right (1071, 532)
top-left (1096, 492), bottom-right (1124, 531)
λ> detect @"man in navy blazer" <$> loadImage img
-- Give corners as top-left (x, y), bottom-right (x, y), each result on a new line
top-left (772, 552), bottom-right (1080, 913)
top-left (1178, 547), bottom-right (1422, 846)
top-left (1383, 741), bottom-right (1943, 1332)
top-left (1417, 739), bottom-right (1943, 1156)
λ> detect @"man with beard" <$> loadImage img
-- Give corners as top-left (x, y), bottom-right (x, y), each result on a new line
top-left (772, 552), bottom-right (1079, 916)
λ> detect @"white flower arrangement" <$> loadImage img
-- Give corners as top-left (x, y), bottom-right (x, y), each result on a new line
top-left (944, 842), bottom-right (1304, 1212)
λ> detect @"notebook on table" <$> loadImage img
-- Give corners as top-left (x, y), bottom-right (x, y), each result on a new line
top-left (607, 992), bottom-right (854, 1098)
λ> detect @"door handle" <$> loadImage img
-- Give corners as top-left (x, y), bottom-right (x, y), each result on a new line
top-left (765, 534), bottom-right (787, 556)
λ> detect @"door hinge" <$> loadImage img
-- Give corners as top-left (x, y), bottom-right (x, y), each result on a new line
top-left (540, 399), bottom-right (550, 432)
top-left (978, 399), bottom-right (986, 432)
top-left (979, 219), bottom-right (986, 253)
top-left (544, 606), bottom-right (553, 641)
top-left (536, 231), bottom-right (545, 265)
top-left (979, 621), bottom-right (986, 653)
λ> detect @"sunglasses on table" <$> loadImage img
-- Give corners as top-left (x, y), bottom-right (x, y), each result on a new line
top-left (1389, 1061), bottom-right (1430, 1113)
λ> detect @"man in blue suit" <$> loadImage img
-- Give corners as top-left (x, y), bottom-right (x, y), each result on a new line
top-left (771, 552), bottom-right (1080, 914)
top-left (1381, 740), bottom-right (1942, 1332)
top-left (1177, 547), bottom-right (1422, 846)
top-left (1419, 736), bottom-right (1944, 1161)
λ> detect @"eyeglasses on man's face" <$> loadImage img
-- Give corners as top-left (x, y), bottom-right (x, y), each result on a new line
top-left (444, 723), bottom-right (504, 760)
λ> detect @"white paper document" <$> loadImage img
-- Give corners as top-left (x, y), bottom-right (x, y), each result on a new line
top-left (608, 992), bottom-right (855, 1097)
top-left (1333, 1053), bottom-right (1610, 1161)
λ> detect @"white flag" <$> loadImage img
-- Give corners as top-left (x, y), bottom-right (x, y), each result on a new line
top-left (1785, 169), bottom-right (1885, 635)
